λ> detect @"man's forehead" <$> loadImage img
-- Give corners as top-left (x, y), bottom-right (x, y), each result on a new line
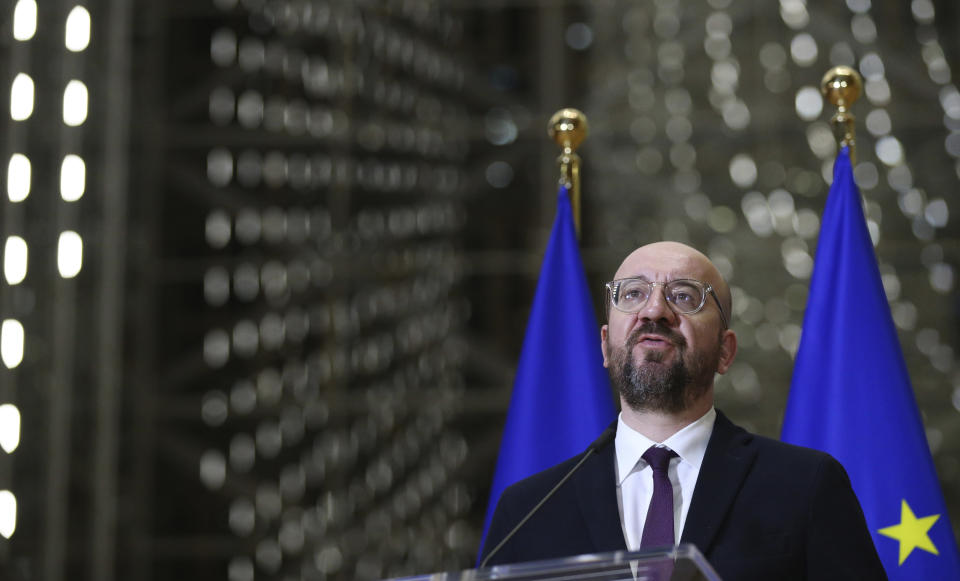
top-left (614, 244), bottom-right (711, 280)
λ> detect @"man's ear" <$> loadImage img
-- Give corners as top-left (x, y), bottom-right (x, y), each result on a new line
top-left (716, 329), bottom-right (738, 375)
top-left (600, 325), bottom-right (610, 368)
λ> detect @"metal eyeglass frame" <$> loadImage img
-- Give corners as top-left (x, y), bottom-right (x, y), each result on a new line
top-left (605, 278), bottom-right (729, 329)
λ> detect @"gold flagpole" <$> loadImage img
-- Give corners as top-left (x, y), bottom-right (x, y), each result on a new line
top-left (821, 66), bottom-right (863, 163)
top-left (548, 109), bottom-right (589, 239)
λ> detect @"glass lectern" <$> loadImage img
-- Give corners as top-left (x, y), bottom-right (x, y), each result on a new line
top-left (386, 543), bottom-right (722, 580)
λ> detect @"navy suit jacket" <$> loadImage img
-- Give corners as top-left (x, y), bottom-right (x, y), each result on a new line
top-left (481, 410), bottom-right (887, 580)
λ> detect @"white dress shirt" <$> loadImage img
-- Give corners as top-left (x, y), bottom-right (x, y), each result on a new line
top-left (614, 407), bottom-right (716, 550)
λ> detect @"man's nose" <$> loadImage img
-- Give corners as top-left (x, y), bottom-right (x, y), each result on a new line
top-left (638, 285), bottom-right (677, 324)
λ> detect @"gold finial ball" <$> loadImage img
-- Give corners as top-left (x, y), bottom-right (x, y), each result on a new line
top-left (548, 108), bottom-right (589, 151)
top-left (821, 66), bottom-right (863, 108)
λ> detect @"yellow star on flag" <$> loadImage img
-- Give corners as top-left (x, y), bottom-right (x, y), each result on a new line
top-left (878, 499), bottom-right (940, 565)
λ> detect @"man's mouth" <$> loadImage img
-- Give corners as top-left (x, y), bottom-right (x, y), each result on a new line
top-left (636, 334), bottom-right (673, 349)
top-left (624, 323), bottom-right (686, 352)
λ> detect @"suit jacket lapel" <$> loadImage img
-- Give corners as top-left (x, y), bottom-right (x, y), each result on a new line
top-left (680, 410), bottom-right (757, 554)
top-left (575, 434), bottom-right (629, 553)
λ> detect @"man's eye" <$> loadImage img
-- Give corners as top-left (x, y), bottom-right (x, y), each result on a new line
top-left (670, 288), bottom-right (700, 308)
top-left (622, 289), bottom-right (646, 302)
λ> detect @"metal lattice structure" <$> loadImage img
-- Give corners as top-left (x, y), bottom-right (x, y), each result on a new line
top-left (135, 1), bottom-right (480, 579)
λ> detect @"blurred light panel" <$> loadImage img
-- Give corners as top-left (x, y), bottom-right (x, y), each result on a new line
top-left (60, 154), bottom-right (86, 201)
top-left (1, 320), bottom-right (24, 369)
top-left (0, 491), bottom-right (15, 538)
top-left (4, 236), bottom-right (28, 284)
top-left (63, 80), bottom-right (89, 126)
top-left (57, 231), bottom-right (83, 278)
top-left (7, 154), bottom-right (31, 202)
top-left (65, 6), bottom-right (91, 51)
top-left (10, 74), bottom-right (35, 121)
top-left (13, 0), bottom-right (38, 41)
top-left (0, 405), bottom-right (21, 453)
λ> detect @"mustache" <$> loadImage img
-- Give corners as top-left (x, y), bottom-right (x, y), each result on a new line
top-left (625, 322), bottom-right (687, 350)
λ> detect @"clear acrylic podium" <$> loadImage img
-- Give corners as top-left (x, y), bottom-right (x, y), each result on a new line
top-left (387, 543), bottom-right (722, 580)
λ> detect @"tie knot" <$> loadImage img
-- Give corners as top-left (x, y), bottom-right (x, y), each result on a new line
top-left (642, 446), bottom-right (677, 472)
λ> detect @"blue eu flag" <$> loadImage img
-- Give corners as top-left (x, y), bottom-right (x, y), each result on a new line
top-left (478, 185), bottom-right (616, 555)
top-left (782, 147), bottom-right (960, 578)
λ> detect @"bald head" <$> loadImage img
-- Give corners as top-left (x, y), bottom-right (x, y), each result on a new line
top-left (611, 242), bottom-right (732, 324)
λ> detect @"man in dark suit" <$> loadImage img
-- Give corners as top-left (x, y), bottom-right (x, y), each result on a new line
top-left (480, 242), bottom-right (886, 580)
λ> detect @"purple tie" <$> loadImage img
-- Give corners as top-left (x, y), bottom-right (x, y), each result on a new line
top-left (640, 446), bottom-right (678, 548)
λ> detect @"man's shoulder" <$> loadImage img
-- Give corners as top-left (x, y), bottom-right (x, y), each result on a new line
top-left (713, 410), bottom-right (843, 471)
top-left (756, 434), bottom-right (844, 476)
top-left (752, 431), bottom-right (833, 459)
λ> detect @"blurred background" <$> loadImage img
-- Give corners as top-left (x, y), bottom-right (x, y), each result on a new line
top-left (1, 0), bottom-right (959, 579)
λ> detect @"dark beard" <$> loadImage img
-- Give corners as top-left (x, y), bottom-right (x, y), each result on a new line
top-left (608, 322), bottom-right (713, 414)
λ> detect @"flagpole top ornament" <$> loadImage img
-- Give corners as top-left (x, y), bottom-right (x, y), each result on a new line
top-left (821, 66), bottom-right (862, 109)
top-left (548, 108), bottom-right (589, 154)
top-left (820, 66), bottom-right (862, 161)
top-left (548, 109), bottom-right (588, 239)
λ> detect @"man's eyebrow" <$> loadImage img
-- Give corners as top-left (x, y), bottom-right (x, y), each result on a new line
top-left (619, 275), bottom-right (695, 282)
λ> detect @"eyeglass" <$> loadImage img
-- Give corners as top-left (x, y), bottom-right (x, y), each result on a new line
top-left (605, 278), bottom-right (729, 329)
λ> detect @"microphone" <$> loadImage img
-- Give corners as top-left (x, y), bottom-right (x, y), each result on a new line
top-left (479, 425), bottom-right (617, 568)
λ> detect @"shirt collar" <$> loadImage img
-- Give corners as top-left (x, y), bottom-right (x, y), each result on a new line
top-left (615, 407), bottom-right (717, 485)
